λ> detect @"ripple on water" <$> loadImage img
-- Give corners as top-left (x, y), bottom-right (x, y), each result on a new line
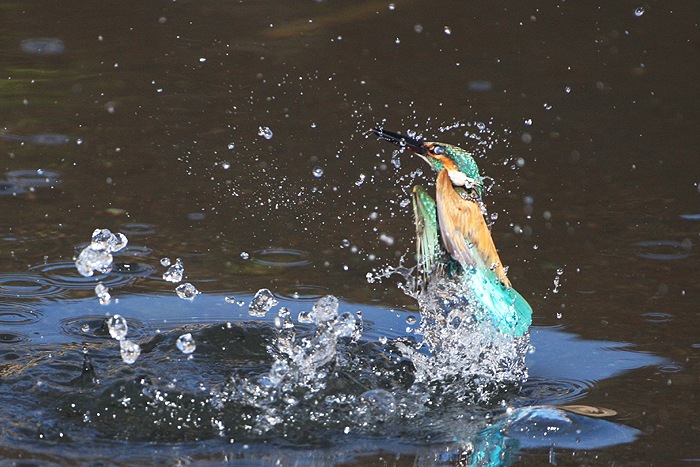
top-left (0, 180), bottom-right (26, 196)
top-left (5, 169), bottom-right (62, 189)
top-left (117, 245), bottom-right (153, 258)
top-left (119, 223), bottom-right (157, 236)
top-left (277, 284), bottom-right (330, 300)
top-left (522, 376), bottom-right (594, 405)
top-left (19, 37), bottom-right (66, 55)
top-left (30, 134), bottom-right (71, 145)
top-left (0, 273), bottom-right (63, 299)
top-left (250, 248), bottom-right (311, 267)
top-left (633, 240), bottom-right (692, 260)
top-left (0, 332), bottom-right (28, 345)
top-left (60, 315), bottom-right (147, 342)
top-left (641, 312), bottom-right (673, 323)
top-left (30, 261), bottom-right (141, 290)
top-left (0, 302), bottom-right (42, 325)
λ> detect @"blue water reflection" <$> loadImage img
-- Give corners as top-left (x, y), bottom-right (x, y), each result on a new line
top-left (3, 290), bottom-right (664, 465)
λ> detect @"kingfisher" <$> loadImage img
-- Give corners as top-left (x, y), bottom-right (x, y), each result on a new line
top-left (373, 128), bottom-right (532, 336)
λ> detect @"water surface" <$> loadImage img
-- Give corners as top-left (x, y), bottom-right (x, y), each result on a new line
top-left (1, 1), bottom-right (698, 465)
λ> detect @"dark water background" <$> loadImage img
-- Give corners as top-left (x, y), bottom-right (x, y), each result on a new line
top-left (1, 1), bottom-right (699, 465)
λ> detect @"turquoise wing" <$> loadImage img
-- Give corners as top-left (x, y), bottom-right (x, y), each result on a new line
top-left (411, 185), bottom-right (442, 275)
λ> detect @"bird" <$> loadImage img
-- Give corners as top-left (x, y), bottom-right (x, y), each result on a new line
top-left (372, 128), bottom-right (532, 336)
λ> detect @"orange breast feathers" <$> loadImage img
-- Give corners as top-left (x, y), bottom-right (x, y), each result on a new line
top-left (435, 168), bottom-right (511, 286)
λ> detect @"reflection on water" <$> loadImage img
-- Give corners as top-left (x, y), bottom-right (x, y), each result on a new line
top-left (0, 248), bottom-right (666, 465)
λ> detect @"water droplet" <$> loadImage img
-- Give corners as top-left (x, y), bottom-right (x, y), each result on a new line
top-left (340, 239), bottom-right (350, 248)
top-left (335, 312), bottom-right (357, 338)
top-left (257, 126), bottom-right (273, 140)
top-left (95, 283), bottom-right (111, 305)
top-left (565, 86), bottom-right (572, 94)
top-left (443, 25), bottom-right (452, 35)
top-left (388, 3), bottom-right (395, 10)
top-left (524, 118), bottom-right (533, 126)
top-left (176, 333), bottom-right (196, 354)
top-left (227, 142), bottom-right (235, 150)
top-left (553, 268), bottom-right (563, 293)
top-left (240, 251), bottom-right (250, 260)
top-left (297, 311), bottom-right (313, 323)
top-left (119, 339), bottom-right (141, 364)
top-left (221, 161), bottom-right (231, 170)
top-left (312, 166), bottom-right (324, 178)
top-left (75, 248), bottom-right (112, 277)
top-left (107, 315), bottom-right (128, 340)
top-left (248, 288), bottom-right (278, 317)
top-left (490, 212), bottom-right (499, 221)
top-left (379, 233), bottom-right (394, 246)
top-left (160, 257), bottom-right (171, 267)
top-left (175, 283), bottom-right (199, 299)
top-left (355, 174), bottom-right (366, 186)
top-left (163, 258), bottom-right (184, 283)
top-left (394, 37), bottom-right (401, 44)
top-left (225, 296), bottom-right (236, 303)
top-left (75, 229), bottom-right (129, 277)
top-left (406, 315), bottom-right (417, 325)
top-left (414, 24), bottom-right (424, 33)
top-left (311, 295), bottom-right (339, 323)
top-left (634, 7), bottom-right (645, 17)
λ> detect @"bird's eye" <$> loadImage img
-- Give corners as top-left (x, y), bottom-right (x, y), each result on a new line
top-left (432, 145), bottom-right (445, 155)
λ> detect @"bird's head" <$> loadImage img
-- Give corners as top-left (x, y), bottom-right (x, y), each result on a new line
top-left (372, 128), bottom-right (483, 193)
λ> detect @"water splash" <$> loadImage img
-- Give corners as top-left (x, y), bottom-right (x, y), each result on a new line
top-left (95, 283), bottom-right (111, 305)
top-left (175, 283), bottom-right (199, 299)
top-left (248, 288), bottom-right (278, 317)
top-left (107, 314), bottom-right (128, 341)
top-left (75, 229), bottom-right (128, 277)
top-left (396, 274), bottom-right (529, 403)
top-left (163, 258), bottom-right (184, 283)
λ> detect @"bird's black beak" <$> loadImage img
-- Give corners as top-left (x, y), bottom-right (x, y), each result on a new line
top-left (372, 128), bottom-right (427, 155)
